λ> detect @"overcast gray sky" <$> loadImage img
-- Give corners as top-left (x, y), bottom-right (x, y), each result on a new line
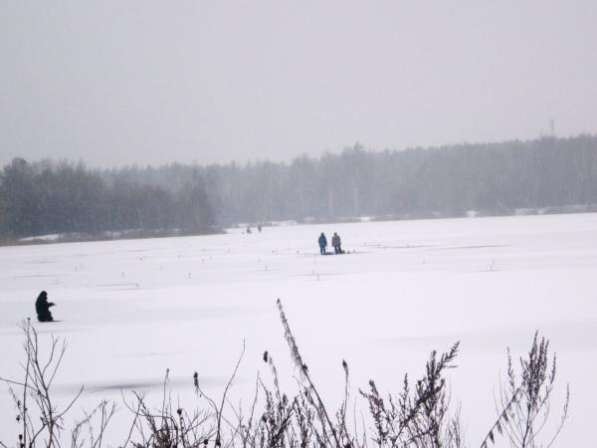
top-left (1, 1), bottom-right (596, 167)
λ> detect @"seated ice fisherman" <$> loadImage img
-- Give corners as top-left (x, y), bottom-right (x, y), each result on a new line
top-left (35, 290), bottom-right (55, 322)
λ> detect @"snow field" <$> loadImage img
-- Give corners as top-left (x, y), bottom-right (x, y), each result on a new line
top-left (1, 213), bottom-right (596, 445)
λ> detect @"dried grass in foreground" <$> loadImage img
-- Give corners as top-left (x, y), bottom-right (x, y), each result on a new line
top-left (1, 300), bottom-right (569, 448)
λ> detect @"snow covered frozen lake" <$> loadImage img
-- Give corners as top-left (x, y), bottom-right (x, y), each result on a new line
top-left (1, 213), bottom-right (596, 445)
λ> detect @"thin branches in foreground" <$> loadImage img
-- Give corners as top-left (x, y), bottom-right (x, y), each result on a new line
top-left (1, 303), bottom-right (570, 448)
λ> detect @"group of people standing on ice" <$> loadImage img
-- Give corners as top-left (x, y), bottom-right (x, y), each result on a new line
top-left (318, 232), bottom-right (344, 255)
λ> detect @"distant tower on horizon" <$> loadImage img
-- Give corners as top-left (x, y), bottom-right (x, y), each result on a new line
top-left (549, 118), bottom-right (556, 137)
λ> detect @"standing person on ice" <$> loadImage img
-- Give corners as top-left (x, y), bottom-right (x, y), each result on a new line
top-left (318, 232), bottom-right (328, 255)
top-left (35, 290), bottom-right (55, 322)
top-left (332, 232), bottom-right (343, 254)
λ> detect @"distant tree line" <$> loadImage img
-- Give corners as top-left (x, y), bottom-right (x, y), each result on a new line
top-left (0, 158), bottom-right (214, 239)
top-left (1, 134), bottom-right (597, 239)
top-left (100, 134), bottom-right (597, 224)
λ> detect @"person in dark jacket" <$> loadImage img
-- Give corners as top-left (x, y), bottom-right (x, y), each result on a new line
top-left (332, 232), bottom-right (343, 254)
top-left (318, 232), bottom-right (328, 255)
top-left (35, 291), bottom-right (55, 322)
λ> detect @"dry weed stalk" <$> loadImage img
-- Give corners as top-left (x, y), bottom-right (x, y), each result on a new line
top-left (0, 319), bottom-right (99, 448)
top-left (480, 333), bottom-right (569, 448)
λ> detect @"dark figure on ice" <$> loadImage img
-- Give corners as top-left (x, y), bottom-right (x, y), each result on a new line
top-left (332, 232), bottom-right (343, 254)
top-left (35, 290), bottom-right (55, 322)
top-left (318, 232), bottom-right (328, 255)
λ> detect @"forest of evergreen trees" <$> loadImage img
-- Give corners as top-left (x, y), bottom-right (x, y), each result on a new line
top-left (1, 134), bottom-right (597, 240)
